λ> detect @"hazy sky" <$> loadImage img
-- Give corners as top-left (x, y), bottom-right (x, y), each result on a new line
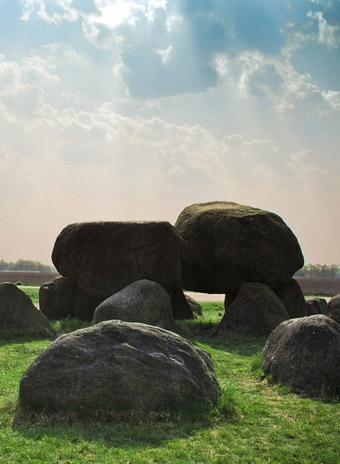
top-left (1, 0), bottom-right (339, 266)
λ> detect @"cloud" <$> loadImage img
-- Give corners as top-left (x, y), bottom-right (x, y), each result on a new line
top-left (307, 10), bottom-right (340, 48)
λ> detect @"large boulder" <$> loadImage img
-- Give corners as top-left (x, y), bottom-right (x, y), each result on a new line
top-left (93, 279), bottom-right (175, 330)
top-left (174, 202), bottom-right (304, 293)
top-left (305, 298), bottom-right (328, 316)
top-left (52, 221), bottom-right (192, 319)
top-left (274, 279), bottom-right (307, 318)
top-left (19, 321), bottom-right (220, 416)
top-left (217, 282), bottom-right (289, 336)
top-left (0, 282), bottom-right (50, 335)
top-left (328, 294), bottom-right (340, 324)
top-left (40, 277), bottom-right (103, 321)
top-left (262, 315), bottom-right (340, 395)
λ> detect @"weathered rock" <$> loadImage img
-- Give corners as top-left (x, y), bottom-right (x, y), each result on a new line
top-left (218, 282), bottom-right (289, 336)
top-left (185, 294), bottom-right (203, 317)
top-left (274, 279), bottom-right (307, 318)
top-left (93, 280), bottom-right (175, 330)
top-left (175, 201), bottom-right (304, 293)
top-left (40, 277), bottom-right (103, 321)
top-left (328, 294), bottom-right (340, 324)
top-left (0, 282), bottom-right (50, 335)
top-left (52, 221), bottom-right (192, 319)
top-left (305, 298), bottom-right (328, 316)
top-left (262, 315), bottom-right (340, 395)
top-left (20, 321), bottom-right (220, 416)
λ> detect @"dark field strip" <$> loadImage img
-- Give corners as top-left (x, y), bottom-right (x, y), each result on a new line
top-left (295, 278), bottom-right (340, 295)
top-left (0, 271), bottom-right (59, 285)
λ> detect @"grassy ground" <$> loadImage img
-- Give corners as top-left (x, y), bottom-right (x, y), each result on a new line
top-left (1, 298), bottom-right (340, 463)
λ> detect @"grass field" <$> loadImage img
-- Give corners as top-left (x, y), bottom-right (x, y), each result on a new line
top-left (1, 298), bottom-right (340, 463)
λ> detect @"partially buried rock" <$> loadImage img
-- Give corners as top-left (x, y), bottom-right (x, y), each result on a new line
top-left (217, 282), bottom-right (289, 336)
top-left (40, 276), bottom-right (103, 321)
top-left (305, 298), bottom-right (328, 316)
top-left (175, 201), bottom-right (304, 293)
top-left (0, 282), bottom-right (50, 335)
top-left (93, 279), bottom-right (175, 330)
top-left (262, 315), bottom-right (340, 395)
top-left (328, 294), bottom-right (340, 324)
top-left (19, 321), bottom-right (220, 417)
top-left (52, 221), bottom-right (192, 319)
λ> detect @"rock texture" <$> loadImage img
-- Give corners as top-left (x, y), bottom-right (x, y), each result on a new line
top-left (40, 277), bottom-right (103, 321)
top-left (305, 298), bottom-right (328, 316)
top-left (93, 280), bottom-right (175, 330)
top-left (262, 315), bottom-right (340, 395)
top-left (185, 294), bottom-right (203, 317)
top-left (328, 294), bottom-right (340, 324)
top-left (175, 201), bottom-right (304, 293)
top-left (52, 221), bottom-right (192, 319)
top-left (0, 282), bottom-right (50, 335)
top-left (274, 279), bottom-right (307, 318)
top-left (20, 321), bottom-right (220, 416)
top-left (218, 282), bottom-right (289, 336)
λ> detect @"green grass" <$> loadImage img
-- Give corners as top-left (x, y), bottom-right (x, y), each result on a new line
top-left (1, 301), bottom-right (340, 463)
top-left (17, 285), bottom-right (40, 304)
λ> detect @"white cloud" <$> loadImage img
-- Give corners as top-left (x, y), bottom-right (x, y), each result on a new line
top-left (156, 45), bottom-right (173, 65)
top-left (307, 10), bottom-right (340, 48)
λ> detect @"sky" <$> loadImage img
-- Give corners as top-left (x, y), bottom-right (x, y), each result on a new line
top-left (0, 0), bottom-right (339, 266)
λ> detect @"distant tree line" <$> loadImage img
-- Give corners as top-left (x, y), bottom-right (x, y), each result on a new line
top-left (295, 264), bottom-right (340, 279)
top-left (0, 259), bottom-right (55, 273)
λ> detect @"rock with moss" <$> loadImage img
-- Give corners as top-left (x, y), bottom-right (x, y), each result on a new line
top-left (19, 320), bottom-right (220, 417)
top-left (93, 279), bottom-right (175, 330)
top-left (217, 282), bottom-right (289, 336)
top-left (40, 276), bottom-right (103, 321)
top-left (175, 201), bottom-right (304, 294)
top-left (0, 282), bottom-right (50, 335)
top-left (52, 221), bottom-right (192, 320)
top-left (262, 315), bottom-right (340, 395)
top-left (328, 295), bottom-right (340, 324)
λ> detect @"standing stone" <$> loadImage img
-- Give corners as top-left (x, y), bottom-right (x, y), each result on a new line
top-left (40, 277), bottom-right (103, 321)
top-left (274, 279), bottom-right (307, 318)
top-left (52, 221), bottom-right (192, 319)
top-left (262, 315), bottom-right (340, 395)
top-left (0, 282), bottom-right (50, 335)
top-left (175, 202), bottom-right (304, 293)
top-left (217, 282), bottom-right (289, 336)
top-left (93, 279), bottom-right (175, 330)
top-left (20, 321), bottom-right (220, 416)
top-left (305, 298), bottom-right (328, 316)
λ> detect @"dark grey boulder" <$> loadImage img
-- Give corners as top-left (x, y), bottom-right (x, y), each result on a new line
top-left (305, 298), bottom-right (328, 316)
top-left (328, 294), bottom-right (340, 324)
top-left (175, 201), bottom-right (304, 293)
top-left (262, 315), bottom-right (340, 395)
top-left (93, 279), bottom-right (175, 330)
top-left (217, 282), bottom-right (289, 336)
top-left (19, 320), bottom-right (220, 416)
top-left (0, 282), bottom-right (50, 335)
top-left (52, 221), bottom-right (192, 320)
top-left (40, 277), bottom-right (103, 321)
top-left (274, 279), bottom-right (307, 318)
top-left (185, 294), bottom-right (203, 317)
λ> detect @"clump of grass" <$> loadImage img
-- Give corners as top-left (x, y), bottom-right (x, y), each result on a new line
top-left (51, 317), bottom-right (91, 336)
top-left (212, 381), bottom-right (240, 420)
top-left (250, 350), bottom-right (264, 378)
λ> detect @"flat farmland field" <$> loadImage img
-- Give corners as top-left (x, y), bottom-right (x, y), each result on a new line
top-left (0, 271), bottom-right (59, 285)
top-left (295, 278), bottom-right (340, 296)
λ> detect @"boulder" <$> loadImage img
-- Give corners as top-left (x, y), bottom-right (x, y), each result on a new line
top-left (185, 294), bottom-right (203, 317)
top-left (305, 298), bottom-right (328, 316)
top-left (217, 282), bottom-right (289, 336)
top-left (40, 277), bottom-right (103, 321)
top-left (262, 315), bottom-right (340, 395)
top-left (52, 221), bottom-right (192, 320)
top-left (0, 282), bottom-right (50, 335)
top-left (328, 294), bottom-right (340, 324)
top-left (174, 201), bottom-right (304, 293)
top-left (19, 320), bottom-right (220, 416)
top-left (93, 279), bottom-right (175, 330)
top-left (274, 279), bottom-right (307, 318)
